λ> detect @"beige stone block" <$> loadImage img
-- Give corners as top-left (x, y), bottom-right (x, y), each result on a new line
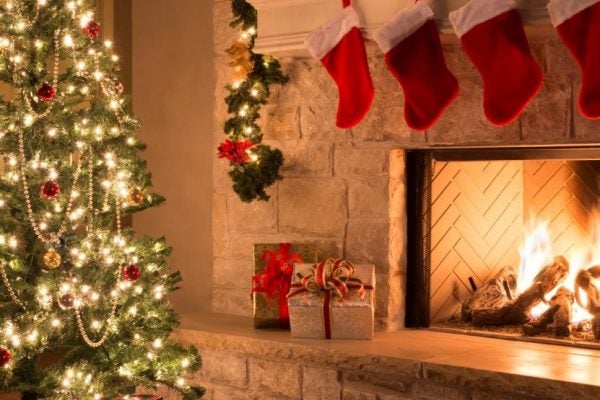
top-left (212, 385), bottom-right (252, 400)
top-left (545, 38), bottom-right (578, 75)
top-left (389, 150), bottom-right (405, 179)
top-left (279, 178), bottom-right (347, 238)
top-left (197, 350), bottom-right (247, 388)
top-left (341, 388), bottom-right (377, 400)
top-left (443, 43), bottom-right (478, 78)
top-left (572, 75), bottom-right (600, 140)
top-left (248, 358), bottom-right (301, 398)
top-left (212, 258), bottom-right (251, 289)
top-left (315, 240), bottom-right (344, 260)
top-left (348, 177), bottom-right (389, 219)
top-left (529, 38), bottom-right (548, 75)
top-left (302, 367), bottom-right (341, 400)
top-left (300, 103), bottom-right (349, 141)
top-left (470, 390), bottom-right (535, 400)
top-left (213, 156), bottom-right (232, 192)
top-left (213, 55), bottom-right (232, 128)
top-left (268, 140), bottom-right (333, 177)
top-left (413, 381), bottom-right (469, 400)
top-left (227, 193), bottom-right (278, 234)
top-left (335, 147), bottom-right (389, 176)
top-left (213, 193), bottom-right (228, 258)
top-left (427, 75), bottom-right (520, 146)
top-left (351, 101), bottom-right (412, 143)
top-left (260, 105), bottom-right (301, 140)
top-left (375, 273), bottom-right (390, 318)
top-left (212, 288), bottom-right (252, 316)
top-left (342, 371), bottom-right (408, 393)
top-left (213, 2), bottom-right (237, 54)
top-left (345, 219), bottom-right (389, 273)
top-left (377, 393), bottom-right (413, 400)
top-left (520, 74), bottom-right (572, 142)
top-left (276, 59), bottom-right (338, 108)
top-left (389, 176), bottom-right (405, 220)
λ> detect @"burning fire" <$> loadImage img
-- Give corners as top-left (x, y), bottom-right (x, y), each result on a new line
top-left (518, 215), bottom-right (596, 324)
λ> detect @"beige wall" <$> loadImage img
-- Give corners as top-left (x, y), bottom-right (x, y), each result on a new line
top-left (130, 0), bottom-right (214, 313)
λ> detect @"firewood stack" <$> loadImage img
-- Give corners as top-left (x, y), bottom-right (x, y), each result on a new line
top-left (462, 256), bottom-right (574, 337)
top-left (574, 266), bottom-right (600, 340)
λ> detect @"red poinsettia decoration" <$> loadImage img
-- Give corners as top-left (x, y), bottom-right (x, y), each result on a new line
top-left (217, 139), bottom-right (253, 165)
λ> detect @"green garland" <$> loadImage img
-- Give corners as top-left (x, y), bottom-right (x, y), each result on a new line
top-left (218, 0), bottom-right (288, 203)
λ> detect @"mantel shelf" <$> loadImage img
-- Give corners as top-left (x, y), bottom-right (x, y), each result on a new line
top-left (248, 0), bottom-right (552, 57)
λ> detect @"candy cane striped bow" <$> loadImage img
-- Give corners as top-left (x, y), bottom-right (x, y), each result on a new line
top-left (287, 259), bottom-right (370, 300)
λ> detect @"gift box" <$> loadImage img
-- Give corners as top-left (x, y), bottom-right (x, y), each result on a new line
top-left (252, 243), bottom-right (317, 329)
top-left (287, 259), bottom-right (375, 339)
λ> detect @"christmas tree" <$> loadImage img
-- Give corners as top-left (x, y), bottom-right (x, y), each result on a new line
top-left (0, 0), bottom-right (203, 399)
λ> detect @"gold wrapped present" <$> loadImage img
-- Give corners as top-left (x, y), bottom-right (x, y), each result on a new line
top-left (252, 243), bottom-right (317, 329)
top-left (287, 259), bottom-right (375, 340)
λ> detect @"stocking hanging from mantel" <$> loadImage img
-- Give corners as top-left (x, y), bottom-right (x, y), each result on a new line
top-left (304, 0), bottom-right (374, 129)
top-left (449, 0), bottom-right (543, 126)
top-left (548, 0), bottom-right (600, 120)
top-left (374, 0), bottom-right (459, 131)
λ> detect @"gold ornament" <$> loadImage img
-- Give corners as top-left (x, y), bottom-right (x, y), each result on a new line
top-left (227, 42), bottom-right (254, 82)
top-left (226, 42), bottom-right (250, 61)
top-left (43, 248), bottom-right (61, 270)
top-left (128, 187), bottom-right (145, 206)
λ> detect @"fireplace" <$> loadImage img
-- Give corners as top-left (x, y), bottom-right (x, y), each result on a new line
top-left (405, 147), bottom-right (600, 348)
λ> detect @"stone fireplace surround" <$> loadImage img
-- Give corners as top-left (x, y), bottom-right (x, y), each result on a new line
top-left (169, 2), bottom-right (600, 399)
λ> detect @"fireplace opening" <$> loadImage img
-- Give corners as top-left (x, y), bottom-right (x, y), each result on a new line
top-left (405, 148), bottom-right (600, 348)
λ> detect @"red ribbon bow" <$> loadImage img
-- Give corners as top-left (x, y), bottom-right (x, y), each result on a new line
top-left (252, 243), bottom-right (303, 328)
top-left (287, 259), bottom-right (373, 339)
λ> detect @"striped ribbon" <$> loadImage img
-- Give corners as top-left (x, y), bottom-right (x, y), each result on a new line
top-left (287, 259), bottom-right (373, 339)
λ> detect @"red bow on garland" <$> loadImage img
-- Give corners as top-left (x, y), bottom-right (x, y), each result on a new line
top-left (287, 258), bottom-right (373, 339)
top-left (252, 243), bottom-right (303, 328)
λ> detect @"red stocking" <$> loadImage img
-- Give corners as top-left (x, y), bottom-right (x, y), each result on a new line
top-left (305, 3), bottom-right (374, 129)
top-left (374, 1), bottom-right (459, 131)
top-left (449, 0), bottom-right (543, 126)
top-left (549, 0), bottom-right (600, 119)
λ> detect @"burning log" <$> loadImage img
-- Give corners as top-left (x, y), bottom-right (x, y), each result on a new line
top-left (461, 267), bottom-right (516, 322)
top-left (523, 287), bottom-right (574, 337)
top-left (574, 267), bottom-right (600, 340)
top-left (472, 256), bottom-right (570, 327)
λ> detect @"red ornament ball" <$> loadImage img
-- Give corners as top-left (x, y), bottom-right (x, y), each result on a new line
top-left (122, 264), bottom-right (141, 282)
top-left (0, 347), bottom-right (11, 367)
top-left (58, 293), bottom-right (75, 309)
top-left (37, 84), bottom-right (56, 102)
top-left (41, 180), bottom-right (60, 200)
top-left (83, 21), bottom-right (101, 38)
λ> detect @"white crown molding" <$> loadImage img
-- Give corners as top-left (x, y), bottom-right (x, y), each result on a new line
top-left (249, 0), bottom-right (552, 57)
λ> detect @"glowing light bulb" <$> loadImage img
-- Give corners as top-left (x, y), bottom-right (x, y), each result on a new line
top-left (38, 0), bottom-right (47, 5)
top-left (47, 128), bottom-right (58, 137)
top-left (51, 319), bottom-right (61, 327)
top-left (63, 34), bottom-right (74, 47)
top-left (24, 114), bottom-right (34, 127)
top-left (152, 338), bottom-right (162, 349)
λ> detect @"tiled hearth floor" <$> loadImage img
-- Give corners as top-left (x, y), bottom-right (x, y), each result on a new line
top-left (176, 314), bottom-right (600, 391)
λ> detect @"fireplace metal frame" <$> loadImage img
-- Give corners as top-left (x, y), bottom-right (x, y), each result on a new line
top-left (404, 146), bottom-right (600, 328)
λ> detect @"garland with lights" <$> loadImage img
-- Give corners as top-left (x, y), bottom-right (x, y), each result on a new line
top-left (0, 0), bottom-right (203, 399)
top-left (218, 0), bottom-right (287, 203)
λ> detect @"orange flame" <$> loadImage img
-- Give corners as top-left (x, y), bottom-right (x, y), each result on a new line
top-left (517, 215), bottom-right (596, 323)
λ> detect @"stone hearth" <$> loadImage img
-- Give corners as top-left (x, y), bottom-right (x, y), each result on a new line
top-left (173, 314), bottom-right (600, 400)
